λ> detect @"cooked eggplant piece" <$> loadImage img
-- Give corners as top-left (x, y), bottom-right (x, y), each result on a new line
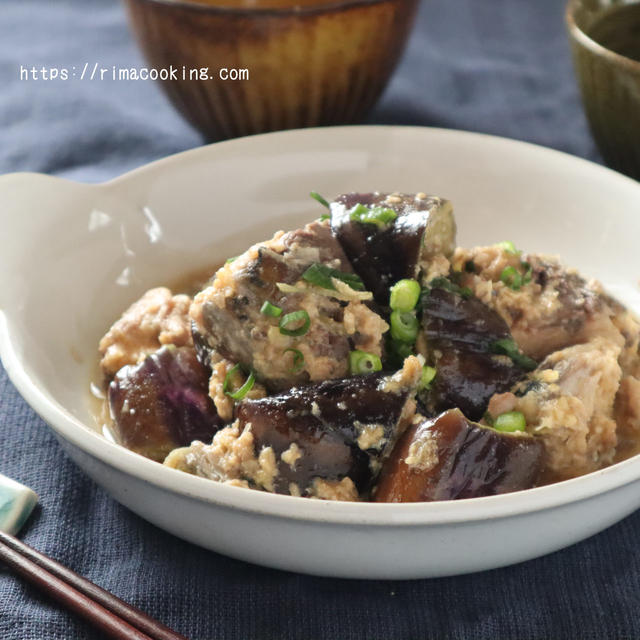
top-left (108, 346), bottom-right (223, 462)
top-left (420, 281), bottom-right (535, 421)
top-left (374, 409), bottom-right (543, 502)
top-left (190, 219), bottom-right (388, 392)
top-left (330, 192), bottom-right (455, 304)
top-left (166, 356), bottom-right (423, 498)
top-left (236, 356), bottom-right (422, 496)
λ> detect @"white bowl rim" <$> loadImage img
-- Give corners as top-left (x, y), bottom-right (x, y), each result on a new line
top-left (2, 124), bottom-right (640, 527)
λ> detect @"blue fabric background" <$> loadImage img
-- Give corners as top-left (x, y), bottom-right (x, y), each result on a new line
top-left (1, 1), bottom-right (634, 638)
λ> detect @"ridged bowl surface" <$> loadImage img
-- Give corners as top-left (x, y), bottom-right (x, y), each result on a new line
top-left (123, 0), bottom-right (418, 140)
top-left (567, 0), bottom-right (640, 180)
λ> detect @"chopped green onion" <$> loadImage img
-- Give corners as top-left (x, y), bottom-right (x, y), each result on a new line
top-left (223, 364), bottom-right (256, 401)
top-left (223, 364), bottom-right (241, 394)
top-left (310, 191), bottom-right (330, 209)
top-left (227, 372), bottom-right (255, 401)
top-left (284, 348), bottom-right (305, 373)
top-left (225, 256), bottom-right (238, 264)
top-left (279, 310), bottom-right (311, 337)
top-left (349, 350), bottom-right (383, 375)
top-left (260, 301), bottom-right (283, 317)
top-left (427, 277), bottom-right (473, 299)
top-left (390, 310), bottom-right (419, 343)
top-left (522, 261), bottom-right (533, 285)
top-left (302, 263), bottom-right (364, 291)
top-left (419, 366), bottom-right (437, 390)
top-left (349, 203), bottom-right (398, 228)
top-left (490, 338), bottom-right (537, 371)
top-left (387, 339), bottom-right (414, 367)
top-left (319, 213), bottom-right (331, 221)
top-left (500, 266), bottom-right (523, 290)
top-left (349, 203), bottom-right (368, 219)
top-left (493, 411), bottom-right (527, 432)
top-left (389, 279), bottom-right (421, 312)
top-left (496, 241), bottom-right (521, 256)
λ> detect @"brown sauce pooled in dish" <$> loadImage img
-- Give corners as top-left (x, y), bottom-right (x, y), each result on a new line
top-left (169, 262), bottom-right (221, 298)
top-left (614, 436), bottom-right (640, 466)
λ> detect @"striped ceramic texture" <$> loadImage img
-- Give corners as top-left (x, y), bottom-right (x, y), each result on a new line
top-left (566, 0), bottom-right (640, 180)
top-left (123, 0), bottom-right (418, 140)
top-left (0, 473), bottom-right (37, 535)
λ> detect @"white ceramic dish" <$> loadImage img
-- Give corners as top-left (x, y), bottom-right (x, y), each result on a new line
top-left (1, 126), bottom-right (640, 580)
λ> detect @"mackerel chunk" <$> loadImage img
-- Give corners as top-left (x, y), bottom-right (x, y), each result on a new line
top-left (374, 409), bottom-right (543, 502)
top-left (486, 338), bottom-right (623, 480)
top-left (190, 220), bottom-right (388, 392)
top-left (330, 192), bottom-right (456, 305)
top-left (454, 245), bottom-right (624, 361)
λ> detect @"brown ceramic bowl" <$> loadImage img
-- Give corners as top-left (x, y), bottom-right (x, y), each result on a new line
top-left (566, 0), bottom-right (640, 180)
top-left (122, 0), bottom-right (419, 140)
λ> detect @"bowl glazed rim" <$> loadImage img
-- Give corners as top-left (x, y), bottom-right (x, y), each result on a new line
top-left (124, 0), bottom-right (409, 18)
top-left (566, 0), bottom-right (640, 73)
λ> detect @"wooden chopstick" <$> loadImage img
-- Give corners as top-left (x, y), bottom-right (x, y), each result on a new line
top-left (0, 530), bottom-right (189, 640)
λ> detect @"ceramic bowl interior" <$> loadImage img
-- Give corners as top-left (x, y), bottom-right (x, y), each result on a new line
top-left (566, 0), bottom-right (640, 179)
top-left (123, 0), bottom-right (418, 140)
top-left (2, 126), bottom-right (640, 579)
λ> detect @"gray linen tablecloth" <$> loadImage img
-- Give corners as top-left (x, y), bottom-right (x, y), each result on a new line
top-left (2, 1), bottom-right (635, 639)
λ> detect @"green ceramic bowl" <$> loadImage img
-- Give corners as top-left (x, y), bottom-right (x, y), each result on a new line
top-left (566, 0), bottom-right (640, 180)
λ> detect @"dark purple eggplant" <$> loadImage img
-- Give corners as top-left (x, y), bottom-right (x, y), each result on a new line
top-left (420, 281), bottom-right (535, 421)
top-left (374, 409), bottom-right (543, 502)
top-left (236, 360), bottom-right (421, 496)
top-left (330, 192), bottom-right (455, 304)
top-left (108, 346), bottom-right (223, 462)
top-left (191, 220), bottom-right (387, 392)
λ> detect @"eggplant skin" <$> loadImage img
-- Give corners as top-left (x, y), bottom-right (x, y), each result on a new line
top-left (236, 367), bottom-right (417, 495)
top-left (421, 284), bottom-right (532, 421)
top-left (374, 409), bottom-right (544, 502)
top-left (330, 192), bottom-right (455, 305)
top-left (108, 346), bottom-right (223, 462)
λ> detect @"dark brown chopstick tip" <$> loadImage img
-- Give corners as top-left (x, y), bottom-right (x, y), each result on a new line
top-left (0, 530), bottom-right (189, 640)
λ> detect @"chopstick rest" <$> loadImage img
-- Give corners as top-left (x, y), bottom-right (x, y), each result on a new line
top-left (0, 472), bottom-right (38, 535)
top-left (0, 473), bottom-right (188, 640)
